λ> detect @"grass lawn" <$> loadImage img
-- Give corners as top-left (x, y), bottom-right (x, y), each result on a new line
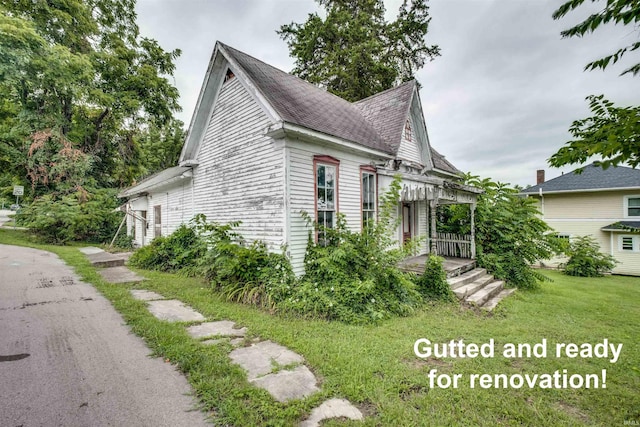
top-left (1, 228), bottom-right (638, 426)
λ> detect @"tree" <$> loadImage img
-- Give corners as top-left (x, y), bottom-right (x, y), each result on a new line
top-left (0, 0), bottom-right (182, 193)
top-left (278, 0), bottom-right (440, 102)
top-left (438, 175), bottom-right (565, 289)
top-left (549, 0), bottom-right (640, 169)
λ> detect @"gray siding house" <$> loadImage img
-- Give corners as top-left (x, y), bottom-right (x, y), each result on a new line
top-left (120, 42), bottom-right (480, 274)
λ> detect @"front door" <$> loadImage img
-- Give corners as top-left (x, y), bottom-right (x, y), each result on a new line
top-left (402, 203), bottom-right (412, 244)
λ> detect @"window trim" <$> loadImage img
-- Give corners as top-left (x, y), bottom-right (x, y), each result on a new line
top-left (624, 195), bottom-right (640, 219)
top-left (313, 155), bottom-right (340, 243)
top-left (360, 165), bottom-right (377, 230)
top-left (620, 235), bottom-right (639, 252)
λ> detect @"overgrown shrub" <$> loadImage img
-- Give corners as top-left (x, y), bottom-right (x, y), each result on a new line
top-left (279, 176), bottom-right (422, 324)
top-left (416, 255), bottom-right (455, 301)
top-left (16, 188), bottom-right (121, 243)
top-left (562, 235), bottom-right (617, 277)
top-left (129, 223), bottom-right (206, 272)
top-left (438, 175), bottom-right (565, 289)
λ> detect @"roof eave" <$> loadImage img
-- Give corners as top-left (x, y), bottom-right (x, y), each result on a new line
top-left (521, 186), bottom-right (640, 196)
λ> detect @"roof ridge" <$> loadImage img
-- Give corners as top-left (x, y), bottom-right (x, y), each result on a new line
top-left (354, 80), bottom-right (416, 105)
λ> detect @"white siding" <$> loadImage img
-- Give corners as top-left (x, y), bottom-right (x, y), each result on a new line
top-left (396, 117), bottom-right (422, 164)
top-left (288, 140), bottom-right (384, 274)
top-left (191, 77), bottom-right (285, 249)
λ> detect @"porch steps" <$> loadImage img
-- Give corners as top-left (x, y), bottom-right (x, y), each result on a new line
top-left (447, 268), bottom-right (514, 311)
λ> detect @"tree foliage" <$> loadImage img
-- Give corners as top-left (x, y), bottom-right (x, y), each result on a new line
top-left (550, 0), bottom-right (640, 169)
top-left (553, 0), bottom-right (640, 76)
top-left (278, 0), bottom-right (440, 102)
top-left (438, 175), bottom-right (565, 289)
top-left (549, 95), bottom-right (640, 169)
top-left (0, 0), bottom-right (182, 193)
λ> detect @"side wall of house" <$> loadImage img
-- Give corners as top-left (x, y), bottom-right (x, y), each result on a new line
top-left (531, 190), bottom-right (640, 276)
top-left (191, 77), bottom-right (285, 249)
top-left (287, 140), bottom-right (389, 274)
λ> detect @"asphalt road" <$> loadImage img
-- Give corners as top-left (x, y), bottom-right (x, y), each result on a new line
top-left (0, 244), bottom-right (210, 427)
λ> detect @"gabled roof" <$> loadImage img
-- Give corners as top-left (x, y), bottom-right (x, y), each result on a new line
top-left (522, 163), bottom-right (640, 194)
top-left (221, 43), bottom-right (393, 154)
top-left (431, 148), bottom-right (461, 175)
top-left (354, 80), bottom-right (415, 154)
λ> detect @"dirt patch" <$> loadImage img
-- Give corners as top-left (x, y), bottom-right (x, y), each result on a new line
top-left (555, 401), bottom-right (589, 424)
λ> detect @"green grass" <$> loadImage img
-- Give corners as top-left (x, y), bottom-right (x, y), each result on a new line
top-left (1, 227), bottom-right (638, 426)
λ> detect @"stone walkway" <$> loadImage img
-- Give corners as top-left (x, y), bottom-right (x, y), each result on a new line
top-left (82, 247), bottom-right (363, 426)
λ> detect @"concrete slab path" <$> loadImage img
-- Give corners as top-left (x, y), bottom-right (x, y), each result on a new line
top-left (130, 289), bottom-right (165, 301)
top-left (147, 299), bottom-right (206, 322)
top-left (187, 321), bottom-right (247, 339)
top-left (300, 398), bottom-right (364, 427)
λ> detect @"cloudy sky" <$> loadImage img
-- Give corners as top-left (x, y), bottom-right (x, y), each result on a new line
top-left (136, 0), bottom-right (639, 187)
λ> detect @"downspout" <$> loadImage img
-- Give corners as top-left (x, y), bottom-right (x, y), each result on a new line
top-left (539, 188), bottom-right (545, 217)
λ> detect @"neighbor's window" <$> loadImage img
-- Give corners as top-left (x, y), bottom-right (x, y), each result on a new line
top-left (361, 167), bottom-right (376, 229)
top-left (314, 156), bottom-right (339, 243)
top-left (625, 196), bottom-right (640, 217)
top-left (620, 235), bottom-right (638, 251)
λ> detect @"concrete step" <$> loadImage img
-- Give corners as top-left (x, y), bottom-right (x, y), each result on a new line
top-left (86, 251), bottom-right (126, 268)
top-left (452, 274), bottom-right (495, 300)
top-left (482, 288), bottom-right (516, 311)
top-left (465, 280), bottom-right (504, 307)
top-left (447, 268), bottom-right (487, 290)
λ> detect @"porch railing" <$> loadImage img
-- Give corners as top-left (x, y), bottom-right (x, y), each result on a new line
top-left (435, 232), bottom-right (473, 259)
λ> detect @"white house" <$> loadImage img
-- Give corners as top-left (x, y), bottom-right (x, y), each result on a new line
top-left (119, 42), bottom-right (480, 274)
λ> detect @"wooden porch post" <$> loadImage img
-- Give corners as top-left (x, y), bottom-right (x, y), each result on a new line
top-left (470, 202), bottom-right (476, 259)
top-left (430, 199), bottom-right (437, 254)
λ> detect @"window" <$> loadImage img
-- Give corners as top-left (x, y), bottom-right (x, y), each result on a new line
top-left (625, 196), bottom-right (640, 217)
top-left (314, 156), bottom-right (339, 243)
top-left (404, 119), bottom-right (413, 142)
top-left (620, 235), bottom-right (639, 252)
top-left (154, 205), bottom-right (162, 238)
top-left (361, 167), bottom-right (376, 229)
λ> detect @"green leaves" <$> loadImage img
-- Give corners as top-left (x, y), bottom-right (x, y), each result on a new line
top-left (549, 95), bottom-right (640, 169)
top-left (562, 235), bottom-right (618, 277)
top-left (278, 0), bottom-right (439, 102)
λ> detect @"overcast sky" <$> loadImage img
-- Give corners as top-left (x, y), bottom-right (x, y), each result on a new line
top-left (136, 0), bottom-right (639, 187)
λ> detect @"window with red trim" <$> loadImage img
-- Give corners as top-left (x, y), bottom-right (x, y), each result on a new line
top-left (314, 156), bottom-right (339, 244)
top-left (361, 168), bottom-right (376, 229)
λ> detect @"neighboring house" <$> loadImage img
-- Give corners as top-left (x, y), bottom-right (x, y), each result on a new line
top-left (119, 41), bottom-right (480, 274)
top-left (521, 164), bottom-right (640, 276)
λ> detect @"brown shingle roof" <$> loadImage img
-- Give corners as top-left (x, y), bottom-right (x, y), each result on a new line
top-left (354, 81), bottom-right (415, 154)
top-left (221, 43), bottom-right (393, 154)
top-left (431, 148), bottom-right (461, 175)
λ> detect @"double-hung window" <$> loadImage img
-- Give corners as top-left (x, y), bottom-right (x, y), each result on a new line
top-left (314, 156), bottom-right (339, 243)
top-left (361, 166), bottom-right (376, 229)
top-left (625, 196), bottom-right (640, 218)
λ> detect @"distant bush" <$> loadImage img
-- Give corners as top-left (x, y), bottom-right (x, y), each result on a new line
top-left (16, 188), bottom-right (121, 244)
top-left (416, 255), bottom-right (455, 301)
top-left (562, 235), bottom-right (617, 277)
top-left (129, 223), bottom-right (206, 272)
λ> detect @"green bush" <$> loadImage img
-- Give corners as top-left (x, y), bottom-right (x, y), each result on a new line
top-left (279, 176), bottom-right (422, 324)
top-left (438, 175), bottom-right (565, 289)
top-left (16, 188), bottom-right (121, 244)
top-left (129, 223), bottom-right (206, 272)
top-left (416, 255), bottom-right (455, 301)
top-left (562, 235), bottom-right (617, 277)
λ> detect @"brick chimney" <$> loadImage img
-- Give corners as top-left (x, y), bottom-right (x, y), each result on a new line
top-left (536, 169), bottom-right (545, 185)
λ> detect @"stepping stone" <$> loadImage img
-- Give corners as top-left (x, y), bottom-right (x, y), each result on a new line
top-left (200, 337), bottom-right (245, 347)
top-left (130, 290), bottom-right (164, 301)
top-left (79, 246), bottom-right (105, 255)
top-left (251, 365), bottom-right (319, 403)
top-left (300, 398), bottom-right (364, 427)
top-left (147, 300), bottom-right (205, 322)
top-left (98, 266), bottom-right (145, 284)
top-left (187, 321), bottom-right (247, 339)
top-left (229, 340), bottom-right (304, 380)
